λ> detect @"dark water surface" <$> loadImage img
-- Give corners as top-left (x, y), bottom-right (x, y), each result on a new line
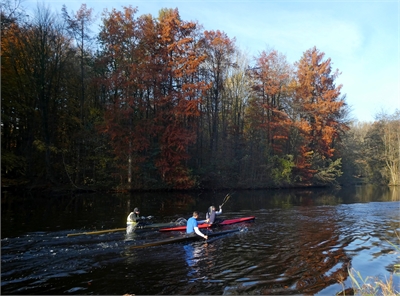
top-left (1, 185), bottom-right (399, 295)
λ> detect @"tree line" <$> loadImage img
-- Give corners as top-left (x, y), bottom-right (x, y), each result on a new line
top-left (1, 2), bottom-right (399, 191)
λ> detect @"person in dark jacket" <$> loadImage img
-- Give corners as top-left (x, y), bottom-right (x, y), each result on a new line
top-left (206, 205), bottom-right (222, 224)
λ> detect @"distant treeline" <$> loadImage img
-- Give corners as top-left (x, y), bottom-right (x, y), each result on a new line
top-left (1, 3), bottom-right (399, 191)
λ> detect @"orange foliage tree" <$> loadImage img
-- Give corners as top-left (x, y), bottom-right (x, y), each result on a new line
top-left (98, 7), bottom-right (206, 189)
top-left (151, 8), bottom-right (207, 188)
top-left (2, 4), bottom-right (353, 189)
top-left (247, 49), bottom-right (292, 154)
top-left (293, 47), bottom-right (349, 182)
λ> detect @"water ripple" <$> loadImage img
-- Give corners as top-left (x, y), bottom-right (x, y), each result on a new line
top-left (2, 199), bottom-right (399, 295)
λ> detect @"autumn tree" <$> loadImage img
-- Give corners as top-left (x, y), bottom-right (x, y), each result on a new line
top-left (192, 48), bottom-right (251, 188)
top-left (363, 110), bottom-right (400, 185)
top-left (217, 51), bottom-right (251, 186)
top-left (62, 4), bottom-right (96, 184)
top-left (242, 49), bottom-right (294, 186)
top-left (248, 50), bottom-right (292, 151)
top-left (338, 121), bottom-right (371, 184)
top-left (0, 0), bottom-right (25, 29)
top-left (292, 47), bottom-right (349, 184)
top-left (97, 6), bottom-right (148, 188)
top-left (1, 0), bottom-right (28, 181)
top-left (378, 110), bottom-right (400, 185)
top-left (2, 3), bottom-right (357, 190)
top-left (98, 7), bottom-right (206, 189)
top-left (1, 4), bottom-right (79, 184)
top-left (151, 8), bottom-right (207, 189)
top-left (200, 30), bottom-right (236, 171)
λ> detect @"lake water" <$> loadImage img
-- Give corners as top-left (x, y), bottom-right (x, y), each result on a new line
top-left (1, 185), bottom-right (399, 295)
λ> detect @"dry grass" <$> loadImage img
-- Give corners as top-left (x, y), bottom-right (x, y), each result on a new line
top-left (341, 231), bottom-right (400, 296)
top-left (347, 268), bottom-right (399, 296)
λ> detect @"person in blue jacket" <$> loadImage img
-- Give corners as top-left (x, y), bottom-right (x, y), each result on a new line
top-left (186, 211), bottom-right (208, 239)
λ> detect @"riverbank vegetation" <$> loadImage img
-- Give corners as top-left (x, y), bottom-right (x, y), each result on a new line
top-left (2, 2), bottom-right (399, 191)
top-left (340, 231), bottom-right (400, 296)
top-left (343, 269), bottom-right (399, 296)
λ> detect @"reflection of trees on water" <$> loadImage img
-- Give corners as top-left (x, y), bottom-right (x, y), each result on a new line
top-left (215, 204), bottom-right (358, 295)
top-left (227, 186), bottom-right (398, 213)
top-left (228, 190), bottom-right (345, 211)
top-left (2, 191), bottom-right (126, 235)
top-left (286, 207), bottom-right (351, 294)
top-left (390, 186), bottom-right (399, 201)
top-left (158, 193), bottom-right (196, 215)
top-left (255, 206), bottom-right (351, 294)
top-left (125, 192), bottom-right (197, 218)
top-left (354, 185), bottom-right (399, 202)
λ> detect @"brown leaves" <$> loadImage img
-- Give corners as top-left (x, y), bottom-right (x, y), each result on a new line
top-left (295, 47), bottom-right (348, 158)
top-left (99, 7), bottom-right (204, 189)
top-left (98, 7), bottom-right (349, 188)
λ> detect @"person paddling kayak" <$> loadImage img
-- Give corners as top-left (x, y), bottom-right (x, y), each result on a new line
top-left (186, 211), bottom-right (208, 239)
top-left (206, 205), bottom-right (222, 224)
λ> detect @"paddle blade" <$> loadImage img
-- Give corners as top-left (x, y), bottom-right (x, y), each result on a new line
top-left (221, 192), bottom-right (233, 207)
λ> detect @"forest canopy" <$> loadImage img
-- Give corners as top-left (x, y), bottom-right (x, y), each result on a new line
top-left (1, 2), bottom-right (399, 191)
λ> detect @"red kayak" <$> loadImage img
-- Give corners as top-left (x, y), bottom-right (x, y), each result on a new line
top-left (159, 216), bottom-right (255, 232)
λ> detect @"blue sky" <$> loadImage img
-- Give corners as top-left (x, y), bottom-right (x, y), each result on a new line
top-left (22, 0), bottom-right (399, 122)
